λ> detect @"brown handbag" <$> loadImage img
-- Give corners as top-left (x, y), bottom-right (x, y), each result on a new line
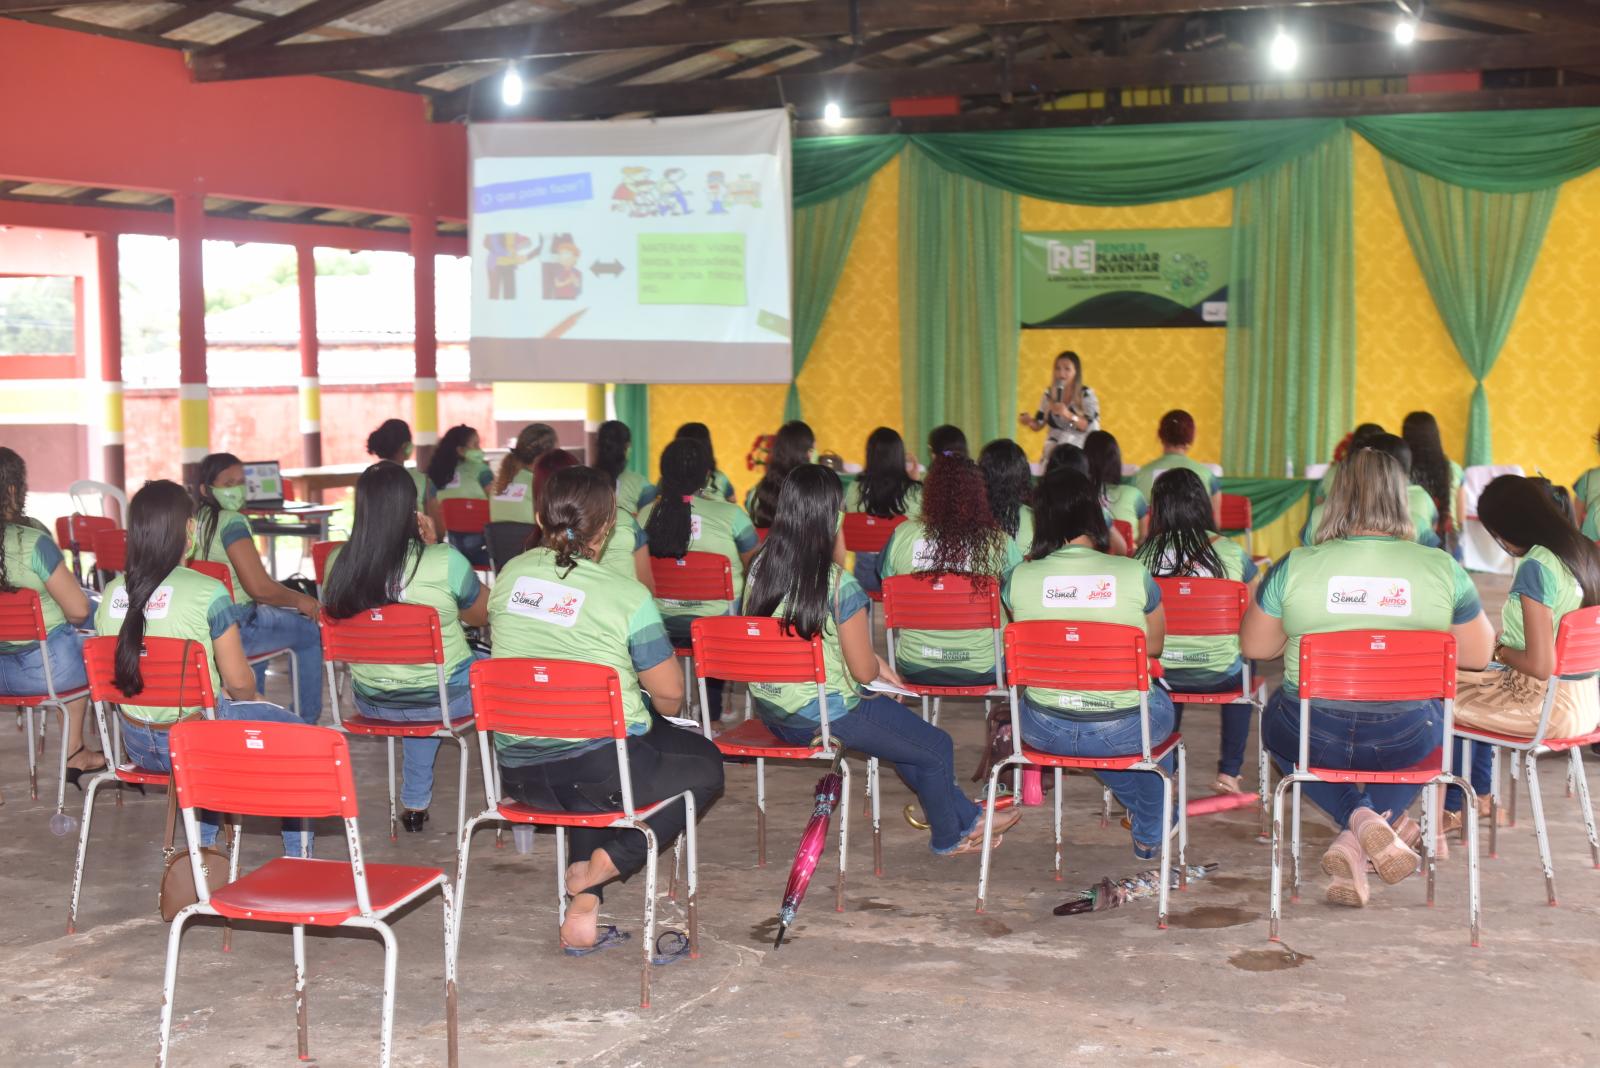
top-left (158, 783), bottom-right (232, 922)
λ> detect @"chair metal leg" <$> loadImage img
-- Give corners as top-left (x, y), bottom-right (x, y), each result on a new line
top-left (1489, 746), bottom-right (1503, 859)
top-left (156, 906), bottom-right (197, 1068)
top-left (386, 737), bottom-right (398, 841)
top-left (755, 758), bottom-right (767, 867)
top-left (1459, 741), bottom-right (1474, 845)
top-left (1465, 792), bottom-right (1481, 948)
top-left (25, 708), bottom-right (36, 800)
top-left (1569, 746), bottom-right (1600, 869)
top-left (452, 814), bottom-right (485, 967)
top-left (1176, 743), bottom-right (1189, 889)
top-left (66, 771), bottom-right (110, 933)
top-left (293, 923), bottom-right (310, 1060)
top-left (51, 702), bottom-right (70, 815)
top-left (638, 824), bottom-right (659, 1010)
top-left (870, 757), bottom-right (883, 878)
top-left (375, 921), bottom-right (399, 1068)
top-left (1100, 786), bottom-right (1111, 829)
top-left (554, 828), bottom-right (569, 929)
top-left (1508, 753), bottom-right (1520, 826)
top-left (1052, 767), bottom-right (1063, 881)
top-left (931, 696), bottom-right (941, 728)
top-left (1525, 751), bottom-right (1557, 905)
top-left (454, 735), bottom-right (470, 850)
top-left (1424, 783), bottom-right (1438, 906)
top-left (976, 761), bottom-right (1008, 913)
top-left (1156, 768), bottom-right (1174, 929)
top-left (668, 835), bottom-right (681, 902)
top-left (1257, 711), bottom-right (1271, 839)
top-left (1290, 779), bottom-right (1303, 902)
top-left (836, 759), bottom-right (850, 913)
top-left (683, 793), bottom-right (700, 959)
top-left (1269, 776), bottom-right (1293, 942)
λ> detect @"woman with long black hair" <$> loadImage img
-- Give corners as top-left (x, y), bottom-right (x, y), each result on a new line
top-left (746, 464), bottom-right (1017, 855)
top-left (366, 417), bottom-right (445, 535)
top-left (97, 479), bottom-right (310, 854)
top-left (1401, 411), bottom-right (1463, 553)
top-left (188, 451), bottom-right (324, 723)
top-left (746, 420), bottom-right (816, 529)
top-left (1085, 430), bottom-right (1148, 547)
top-left (323, 461), bottom-right (489, 832)
top-left (1136, 468), bottom-right (1260, 795)
top-left (428, 424), bottom-right (493, 567)
top-left (595, 419), bottom-right (653, 517)
top-left (672, 422), bottom-right (734, 503)
top-left (979, 438), bottom-right (1035, 552)
top-left (845, 427), bottom-right (921, 594)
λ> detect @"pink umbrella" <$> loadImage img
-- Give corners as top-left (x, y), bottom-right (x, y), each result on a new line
top-left (772, 752), bottom-right (845, 949)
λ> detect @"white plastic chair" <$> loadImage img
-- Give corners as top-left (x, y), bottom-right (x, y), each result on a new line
top-left (69, 479), bottom-right (127, 528)
top-left (1460, 464), bottom-right (1524, 575)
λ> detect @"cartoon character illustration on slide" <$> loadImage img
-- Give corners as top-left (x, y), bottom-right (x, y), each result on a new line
top-left (543, 233), bottom-right (583, 300)
top-left (658, 167), bottom-right (692, 216)
top-left (483, 232), bottom-right (542, 300)
top-left (612, 166), bottom-right (650, 214)
top-left (706, 170), bottom-right (729, 215)
top-left (727, 174), bottom-right (762, 209)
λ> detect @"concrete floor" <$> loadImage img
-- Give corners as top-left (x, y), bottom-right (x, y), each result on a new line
top-left (5, 571), bottom-right (1600, 1067)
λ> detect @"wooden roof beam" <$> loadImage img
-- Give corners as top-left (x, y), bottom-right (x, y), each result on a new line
top-left (139, 0), bottom-right (248, 37)
top-left (205, 0), bottom-right (395, 53)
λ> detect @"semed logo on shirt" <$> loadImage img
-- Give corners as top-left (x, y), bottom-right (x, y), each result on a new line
top-left (505, 576), bottom-right (585, 628)
top-left (494, 482), bottom-right (527, 502)
top-left (689, 514), bottom-right (703, 542)
top-left (108, 585), bottom-right (174, 621)
top-left (1326, 575), bottom-right (1412, 616)
top-left (1042, 574), bottom-right (1117, 608)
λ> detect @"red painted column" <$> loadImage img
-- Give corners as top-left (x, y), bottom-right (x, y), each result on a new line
top-left (296, 243), bottom-right (322, 472)
top-left (94, 232), bottom-right (125, 492)
top-left (174, 193), bottom-right (208, 488)
top-left (410, 215), bottom-right (438, 467)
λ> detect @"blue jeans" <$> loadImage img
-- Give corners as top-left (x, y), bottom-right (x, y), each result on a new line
top-left (1261, 688), bottom-right (1443, 828)
top-left (1444, 739), bottom-right (1495, 813)
top-left (1020, 690), bottom-right (1177, 852)
top-left (122, 697), bottom-right (313, 856)
top-left (764, 694), bottom-right (981, 853)
top-left (852, 550), bottom-right (882, 595)
top-left (1165, 666), bottom-right (1252, 777)
top-left (237, 604), bottom-right (324, 725)
top-left (449, 532), bottom-right (489, 569)
top-left (0, 624), bottom-right (89, 697)
top-left (353, 656), bottom-right (481, 810)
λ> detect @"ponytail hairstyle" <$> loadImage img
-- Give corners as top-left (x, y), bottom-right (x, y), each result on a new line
top-left (1030, 467), bottom-right (1109, 557)
top-left (0, 447), bottom-right (26, 592)
top-left (1401, 411), bottom-right (1452, 533)
top-left (113, 480), bottom-right (194, 697)
top-left (325, 462), bottom-right (427, 618)
top-left (919, 454), bottom-right (1009, 582)
top-left (674, 422), bottom-right (719, 477)
top-left (365, 418), bottom-right (413, 463)
top-left (978, 438), bottom-right (1031, 538)
top-left (1479, 475), bottom-right (1600, 608)
top-left (646, 438), bottom-right (712, 558)
top-left (595, 420), bottom-right (632, 485)
top-left (856, 427), bottom-right (917, 517)
top-left (1136, 468), bottom-right (1224, 578)
top-left (536, 465), bottom-right (616, 577)
top-left (427, 425), bottom-right (477, 491)
top-left (492, 423), bottom-right (558, 496)
top-left (521, 449), bottom-right (583, 553)
top-left (192, 451), bottom-right (242, 563)
top-left (749, 420), bottom-right (815, 528)
top-left (1331, 422), bottom-right (1386, 464)
top-left (1083, 430), bottom-right (1125, 502)
top-left (927, 424), bottom-right (968, 463)
top-left (743, 465), bottom-right (844, 641)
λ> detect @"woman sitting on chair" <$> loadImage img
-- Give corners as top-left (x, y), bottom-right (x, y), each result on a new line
top-left (845, 427), bottom-right (921, 595)
top-left (366, 417), bottom-right (444, 537)
top-left (745, 463), bottom-right (1017, 855)
top-left (322, 461), bottom-right (489, 833)
top-left (1241, 447), bottom-right (1493, 908)
top-left (99, 479), bottom-right (310, 854)
top-left (490, 465), bottom-right (724, 952)
top-left (979, 438), bottom-right (1034, 553)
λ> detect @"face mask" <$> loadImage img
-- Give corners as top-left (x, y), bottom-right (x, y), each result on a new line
top-left (402, 442), bottom-right (413, 461)
top-left (464, 449), bottom-right (486, 464)
top-left (212, 484), bottom-right (247, 512)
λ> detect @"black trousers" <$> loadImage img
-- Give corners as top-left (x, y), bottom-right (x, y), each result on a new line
top-left (499, 718), bottom-right (725, 902)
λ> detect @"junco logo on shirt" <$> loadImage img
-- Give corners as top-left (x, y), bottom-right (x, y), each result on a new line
top-left (1327, 575), bottom-right (1412, 616)
top-left (506, 576), bottom-right (585, 627)
top-left (1042, 575), bottom-right (1117, 608)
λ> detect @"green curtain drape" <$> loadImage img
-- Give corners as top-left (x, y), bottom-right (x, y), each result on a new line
top-left (1381, 156), bottom-right (1558, 465)
top-left (793, 134), bottom-right (905, 207)
top-left (1219, 476), bottom-right (1318, 528)
top-left (614, 383), bottom-right (650, 478)
top-left (1223, 128), bottom-right (1354, 478)
top-left (1351, 109), bottom-right (1600, 193)
top-left (900, 147), bottom-right (1018, 455)
top-left (788, 180), bottom-right (873, 421)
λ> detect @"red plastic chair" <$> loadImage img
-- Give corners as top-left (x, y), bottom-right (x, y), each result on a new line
top-left (1112, 519), bottom-right (1135, 557)
top-left (319, 605), bottom-right (477, 843)
top-left (455, 658), bottom-right (698, 1010)
top-left (56, 513), bottom-right (117, 584)
top-left (881, 574), bottom-right (1005, 726)
top-left (1270, 630), bottom-right (1479, 945)
top-left (160, 720), bottom-right (456, 1068)
top-left (1453, 605), bottom-right (1600, 904)
top-left (92, 527), bottom-right (127, 574)
top-left (1155, 577), bottom-right (1268, 828)
top-left (311, 539), bottom-right (344, 586)
top-left (441, 498), bottom-right (489, 536)
top-left (755, 526), bottom-right (769, 543)
top-left (977, 621), bottom-right (1187, 927)
top-left (1219, 493), bottom-right (1254, 553)
top-left (842, 512), bottom-right (908, 605)
top-left (0, 589), bottom-right (91, 816)
top-left (691, 615), bottom-right (881, 882)
top-left (67, 635), bottom-right (218, 935)
top-left (188, 560), bottom-right (302, 717)
top-left (649, 551), bottom-right (734, 721)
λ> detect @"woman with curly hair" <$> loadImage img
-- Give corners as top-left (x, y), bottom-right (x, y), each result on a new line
top-left (877, 455), bottom-right (1022, 687)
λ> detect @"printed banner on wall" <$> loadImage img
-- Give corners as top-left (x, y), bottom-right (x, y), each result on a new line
top-left (1020, 228), bottom-right (1229, 329)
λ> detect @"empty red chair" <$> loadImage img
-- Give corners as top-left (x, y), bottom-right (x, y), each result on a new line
top-left (311, 539), bottom-right (344, 586)
top-left (1270, 630), bottom-right (1479, 945)
top-left (67, 636), bottom-right (218, 934)
top-left (160, 720), bottom-right (456, 1068)
top-left (1219, 493), bottom-right (1254, 551)
top-left (0, 589), bottom-right (91, 815)
top-left (690, 615), bottom-right (882, 880)
top-left (455, 658), bottom-right (698, 1010)
top-left (1112, 519), bottom-right (1135, 557)
top-left (881, 574), bottom-right (1005, 726)
top-left (56, 513), bottom-right (116, 584)
top-left (441, 498), bottom-right (489, 537)
top-left (318, 605), bottom-right (477, 842)
top-left (841, 513), bottom-right (908, 606)
top-left (92, 527), bottom-right (127, 574)
top-left (649, 551), bottom-right (734, 720)
top-left (188, 560), bottom-right (302, 718)
top-left (977, 621), bottom-right (1187, 927)
top-left (1453, 605), bottom-right (1600, 904)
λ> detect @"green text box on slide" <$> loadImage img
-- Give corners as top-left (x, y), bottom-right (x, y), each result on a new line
top-left (637, 233), bottom-right (748, 306)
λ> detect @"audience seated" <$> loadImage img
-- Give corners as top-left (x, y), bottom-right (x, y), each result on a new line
top-left (845, 427), bottom-right (922, 595)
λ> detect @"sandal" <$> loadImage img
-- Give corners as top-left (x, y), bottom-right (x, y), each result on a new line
top-left (651, 930), bottom-right (692, 966)
top-left (562, 924), bottom-right (631, 957)
top-left (1211, 773), bottom-right (1245, 796)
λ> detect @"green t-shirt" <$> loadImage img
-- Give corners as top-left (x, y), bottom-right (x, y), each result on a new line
top-left (1104, 483), bottom-right (1149, 530)
top-left (597, 509), bottom-right (647, 581)
top-left (1002, 546), bottom-right (1163, 716)
top-left (1134, 454), bottom-right (1221, 502)
top-left (436, 459), bottom-right (492, 501)
top-left (1502, 545), bottom-right (1589, 678)
top-left (1138, 535), bottom-right (1258, 683)
top-left (844, 479), bottom-right (923, 520)
top-left (697, 469), bottom-right (735, 504)
top-left (638, 496), bottom-right (758, 640)
top-left (1447, 460), bottom-right (1464, 531)
top-left (95, 567), bottom-right (235, 723)
top-left (749, 564), bottom-right (870, 724)
top-left (326, 542), bottom-right (482, 708)
top-left (489, 468), bottom-right (535, 525)
top-left (879, 519), bottom-right (1022, 685)
top-left (1013, 504), bottom-right (1036, 558)
top-left (1315, 462), bottom-right (1340, 505)
top-left (409, 468), bottom-right (436, 513)
top-left (190, 506), bottom-right (258, 607)
top-left (1302, 489), bottom-right (1441, 548)
top-left (488, 548), bottom-right (672, 762)
top-left (616, 470), bottom-right (652, 517)
top-left (1255, 535), bottom-right (1481, 692)
top-left (1576, 467), bottom-right (1600, 540)
top-left (0, 524), bottom-right (68, 651)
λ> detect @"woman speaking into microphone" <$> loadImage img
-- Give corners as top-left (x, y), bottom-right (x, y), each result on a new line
top-left (1020, 351), bottom-right (1100, 462)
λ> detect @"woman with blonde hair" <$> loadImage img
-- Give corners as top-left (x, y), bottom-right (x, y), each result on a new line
top-left (490, 423), bottom-right (559, 525)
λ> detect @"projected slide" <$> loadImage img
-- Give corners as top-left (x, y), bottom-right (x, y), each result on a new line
top-left (468, 110), bottom-right (792, 384)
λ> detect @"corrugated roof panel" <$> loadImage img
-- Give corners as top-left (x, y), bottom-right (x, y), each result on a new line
top-left (415, 64), bottom-right (498, 92)
top-left (98, 190), bottom-right (169, 205)
top-left (53, 2), bottom-right (175, 31)
top-left (163, 11), bottom-right (268, 44)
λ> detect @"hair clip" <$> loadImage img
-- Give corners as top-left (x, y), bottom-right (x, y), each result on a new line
top-left (565, 527), bottom-right (576, 539)
top-left (681, 494), bottom-right (693, 503)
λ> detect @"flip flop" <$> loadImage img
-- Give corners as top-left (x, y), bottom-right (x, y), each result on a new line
top-left (562, 924), bottom-right (631, 957)
top-left (651, 930), bottom-right (691, 966)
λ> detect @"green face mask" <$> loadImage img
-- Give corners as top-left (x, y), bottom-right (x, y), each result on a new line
top-left (212, 484), bottom-right (247, 512)
top-left (402, 442), bottom-right (414, 461)
top-left (464, 448), bottom-right (486, 464)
